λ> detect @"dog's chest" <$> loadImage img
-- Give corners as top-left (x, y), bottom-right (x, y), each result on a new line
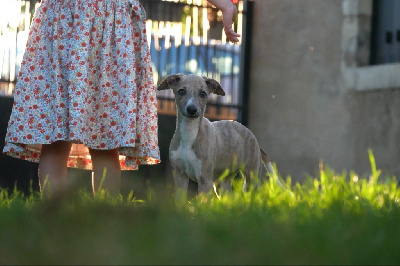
top-left (170, 145), bottom-right (202, 181)
top-left (170, 119), bottom-right (202, 182)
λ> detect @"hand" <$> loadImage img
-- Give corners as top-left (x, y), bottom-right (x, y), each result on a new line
top-left (221, 3), bottom-right (241, 43)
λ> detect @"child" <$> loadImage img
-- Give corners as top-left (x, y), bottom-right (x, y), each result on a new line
top-left (3, 0), bottom-right (240, 196)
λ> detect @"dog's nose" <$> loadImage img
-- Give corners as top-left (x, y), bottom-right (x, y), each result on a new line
top-left (186, 105), bottom-right (197, 116)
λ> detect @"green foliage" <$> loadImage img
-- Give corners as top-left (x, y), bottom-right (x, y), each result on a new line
top-left (0, 151), bottom-right (399, 264)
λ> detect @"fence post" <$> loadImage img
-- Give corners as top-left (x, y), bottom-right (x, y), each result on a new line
top-left (238, 0), bottom-right (253, 126)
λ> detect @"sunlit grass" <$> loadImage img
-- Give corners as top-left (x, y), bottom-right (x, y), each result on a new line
top-left (0, 150), bottom-right (399, 264)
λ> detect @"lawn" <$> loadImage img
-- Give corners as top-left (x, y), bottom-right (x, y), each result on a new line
top-left (0, 150), bottom-right (399, 265)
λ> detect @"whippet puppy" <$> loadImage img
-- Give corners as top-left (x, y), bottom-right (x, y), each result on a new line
top-left (157, 74), bottom-right (284, 195)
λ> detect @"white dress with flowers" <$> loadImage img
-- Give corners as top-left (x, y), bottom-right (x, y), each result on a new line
top-left (3, 0), bottom-right (160, 170)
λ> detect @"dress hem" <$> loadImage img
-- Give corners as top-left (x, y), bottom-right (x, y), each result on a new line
top-left (3, 141), bottom-right (161, 171)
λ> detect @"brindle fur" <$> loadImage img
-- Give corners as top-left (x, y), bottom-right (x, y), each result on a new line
top-left (158, 74), bottom-right (279, 195)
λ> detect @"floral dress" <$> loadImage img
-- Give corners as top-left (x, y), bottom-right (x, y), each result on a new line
top-left (3, 0), bottom-right (160, 170)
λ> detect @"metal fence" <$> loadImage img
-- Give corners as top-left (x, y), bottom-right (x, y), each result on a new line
top-left (0, 0), bottom-right (252, 122)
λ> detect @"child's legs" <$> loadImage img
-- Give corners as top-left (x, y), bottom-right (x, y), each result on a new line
top-left (39, 141), bottom-right (73, 195)
top-left (89, 148), bottom-right (121, 195)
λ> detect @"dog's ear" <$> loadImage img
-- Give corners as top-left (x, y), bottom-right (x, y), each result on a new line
top-left (157, 74), bottom-right (184, 90)
top-left (202, 77), bottom-right (225, 96)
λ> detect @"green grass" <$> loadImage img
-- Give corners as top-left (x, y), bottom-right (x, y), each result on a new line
top-left (0, 150), bottom-right (399, 264)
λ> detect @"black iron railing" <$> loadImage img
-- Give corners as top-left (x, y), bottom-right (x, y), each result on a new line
top-left (0, 0), bottom-right (252, 122)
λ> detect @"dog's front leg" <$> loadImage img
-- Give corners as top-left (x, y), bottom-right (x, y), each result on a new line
top-left (198, 175), bottom-right (214, 194)
top-left (173, 171), bottom-right (189, 201)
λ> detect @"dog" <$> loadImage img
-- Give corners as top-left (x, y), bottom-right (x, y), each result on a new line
top-left (157, 74), bottom-right (285, 196)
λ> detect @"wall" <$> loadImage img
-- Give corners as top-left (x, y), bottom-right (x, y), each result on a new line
top-left (248, 0), bottom-right (400, 180)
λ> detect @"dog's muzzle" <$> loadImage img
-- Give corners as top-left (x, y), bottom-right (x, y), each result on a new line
top-left (185, 105), bottom-right (199, 118)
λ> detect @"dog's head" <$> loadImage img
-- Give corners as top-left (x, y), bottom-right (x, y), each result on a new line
top-left (157, 74), bottom-right (225, 119)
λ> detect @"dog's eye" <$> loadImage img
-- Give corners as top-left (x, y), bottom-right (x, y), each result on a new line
top-left (178, 89), bottom-right (186, 96)
top-left (199, 91), bottom-right (207, 98)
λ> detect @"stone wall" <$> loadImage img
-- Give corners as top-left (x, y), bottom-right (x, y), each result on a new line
top-left (248, 0), bottom-right (400, 180)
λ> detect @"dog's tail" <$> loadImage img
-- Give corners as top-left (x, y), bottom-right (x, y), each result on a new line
top-left (260, 148), bottom-right (287, 191)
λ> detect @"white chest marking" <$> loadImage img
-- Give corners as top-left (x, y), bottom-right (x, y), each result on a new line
top-left (170, 118), bottom-right (202, 181)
